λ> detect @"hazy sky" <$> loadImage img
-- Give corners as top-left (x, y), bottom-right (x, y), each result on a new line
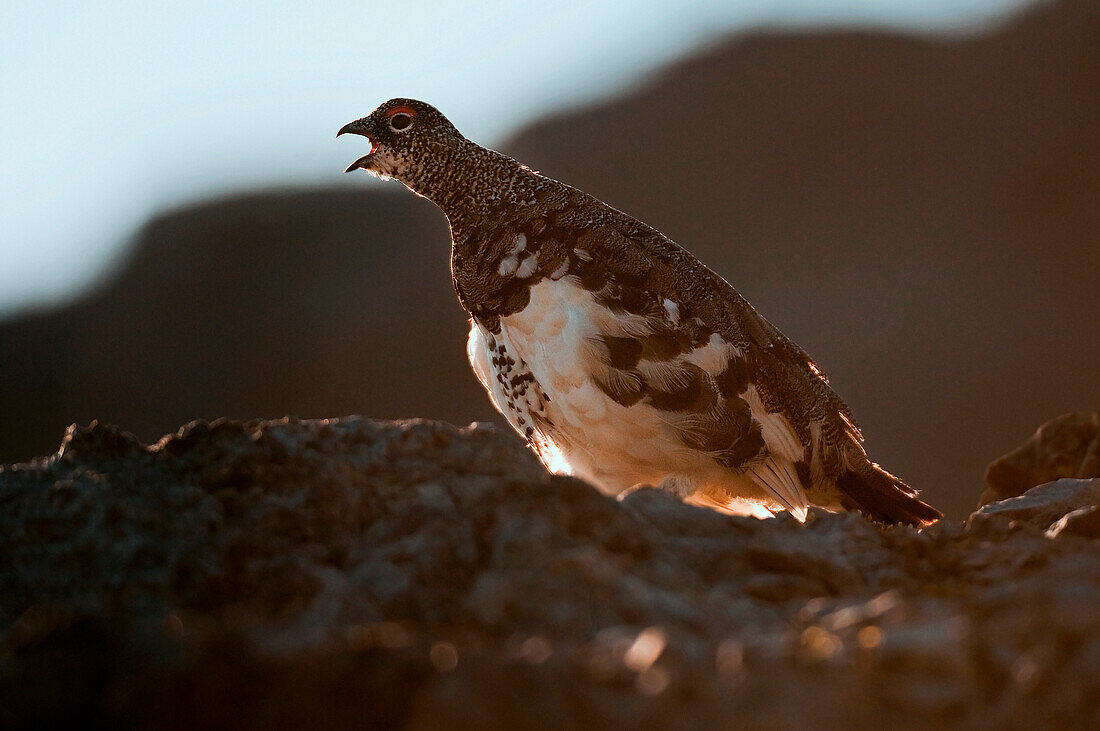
top-left (2, 0), bottom-right (1029, 315)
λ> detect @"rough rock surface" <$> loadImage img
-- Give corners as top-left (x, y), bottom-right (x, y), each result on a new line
top-left (970, 479), bottom-right (1100, 533)
top-left (2, 418), bottom-right (1099, 729)
top-left (982, 412), bottom-right (1100, 507)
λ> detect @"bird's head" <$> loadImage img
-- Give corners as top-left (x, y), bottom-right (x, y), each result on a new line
top-left (338, 98), bottom-right (464, 186)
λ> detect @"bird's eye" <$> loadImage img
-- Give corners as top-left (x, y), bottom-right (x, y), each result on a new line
top-left (389, 113), bottom-right (412, 131)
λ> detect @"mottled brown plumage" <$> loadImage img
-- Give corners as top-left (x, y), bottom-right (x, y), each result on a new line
top-left (339, 98), bottom-right (941, 525)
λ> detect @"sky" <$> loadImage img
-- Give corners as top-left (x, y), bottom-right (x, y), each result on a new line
top-left (1, 0), bottom-right (1030, 316)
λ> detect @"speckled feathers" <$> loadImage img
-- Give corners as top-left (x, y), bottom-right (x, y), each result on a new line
top-left (341, 98), bottom-right (941, 525)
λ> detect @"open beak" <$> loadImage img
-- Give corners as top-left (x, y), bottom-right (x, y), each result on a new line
top-left (338, 119), bottom-right (378, 173)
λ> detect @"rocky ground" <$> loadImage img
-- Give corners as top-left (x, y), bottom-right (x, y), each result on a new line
top-left (1, 413), bottom-right (1098, 729)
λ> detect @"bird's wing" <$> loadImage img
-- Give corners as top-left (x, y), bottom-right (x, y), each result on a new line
top-left (579, 277), bottom-right (815, 517)
top-left (607, 223), bottom-right (942, 525)
top-left (549, 189), bottom-right (864, 515)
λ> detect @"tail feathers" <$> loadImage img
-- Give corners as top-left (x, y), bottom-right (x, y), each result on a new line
top-left (836, 463), bottom-right (942, 526)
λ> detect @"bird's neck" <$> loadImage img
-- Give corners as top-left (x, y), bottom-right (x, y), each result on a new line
top-left (403, 141), bottom-right (539, 235)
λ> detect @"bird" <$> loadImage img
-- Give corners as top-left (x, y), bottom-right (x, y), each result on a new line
top-left (338, 98), bottom-right (941, 525)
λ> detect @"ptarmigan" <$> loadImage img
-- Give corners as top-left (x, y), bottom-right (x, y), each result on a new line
top-left (339, 98), bottom-right (941, 525)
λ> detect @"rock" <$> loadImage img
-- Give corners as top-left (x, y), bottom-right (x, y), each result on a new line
top-left (1046, 505), bottom-right (1100, 539)
top-left (968, 478), bottom-right (1100, 533)
top-left (743, 574), bottom-right (829, 603)
top-left (982, 412), bottom-right (1100, 507)
top-left (57, 420), bottom-right (145, 463)
top-left (2, 416), bottom-right (1099, 728)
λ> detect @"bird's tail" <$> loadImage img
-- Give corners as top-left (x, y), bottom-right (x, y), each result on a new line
top-left (835, 462), bottom-right (942, 526)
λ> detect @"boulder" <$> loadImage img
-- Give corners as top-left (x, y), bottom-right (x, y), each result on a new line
top-left (969, 478), bottom-right (1100, 533)
top-left (982, 412), bottom-right (1100, 507)
top-left (1046, 505), bottom-right (1100, 539)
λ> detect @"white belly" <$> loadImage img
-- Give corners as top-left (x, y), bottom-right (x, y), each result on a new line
top-left (467, 277), bottom-right (721, 496)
